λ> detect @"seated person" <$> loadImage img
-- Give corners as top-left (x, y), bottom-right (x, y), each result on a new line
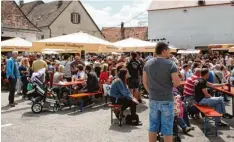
top-left (195, 68), bottom-right (233, 127)
top-left (110, 68), bottom-right (142, 125)
top-left (76, 64), bottom-right (87, 80)
top-left (80, 65), bottom-right (99, 93)
top-left (52, 65), bottom-right (68, 100)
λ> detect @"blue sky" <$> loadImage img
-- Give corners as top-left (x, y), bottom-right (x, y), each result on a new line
top-left (16, 0), bottom-right (151, 28)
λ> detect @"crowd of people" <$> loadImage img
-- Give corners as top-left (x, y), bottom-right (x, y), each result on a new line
top-left (2, 42), bottom-right (234, 142)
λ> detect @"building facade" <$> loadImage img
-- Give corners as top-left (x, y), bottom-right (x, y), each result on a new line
top-left (21, 0), bottom-right (104, 39)
top-left (148, 1), bottom-right (234, 49)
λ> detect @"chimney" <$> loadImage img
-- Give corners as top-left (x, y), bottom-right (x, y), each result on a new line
top-left (57, 1), bottom-right (63, 9)
top-left (198, 0), bottom-right (206, 6)
top-left (19, 0), bottom-right (24, 7)
top-left (121, 22), bottom-right (125, 40)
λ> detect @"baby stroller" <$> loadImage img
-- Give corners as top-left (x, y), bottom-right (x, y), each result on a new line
top-left (27, 68), bottom-right (60, 113)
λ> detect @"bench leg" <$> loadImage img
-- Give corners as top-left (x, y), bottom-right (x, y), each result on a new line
top-left (119, 109), bottom-right (122, 126)
top-left (111, 108), bottom-right (113, 124)
top-left (80, 99), bottom-right (84, 112)
top-left (204, 117), bottom-right (208, 136)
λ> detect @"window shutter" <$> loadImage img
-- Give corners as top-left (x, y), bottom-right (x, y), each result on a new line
top-left (78, 14), bottom-right (81, 24)
top-left (71, 13), bottom-right (74, 23)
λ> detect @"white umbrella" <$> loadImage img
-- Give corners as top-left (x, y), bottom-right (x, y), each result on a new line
top-left (30, 31), bottom-right (118, 53)
top-left (114, 38), bottom-right (177, 52)
top-left (114, 38), bottom-right (156, 52)
top-left (1, 38), bottom-right (32, 52)
top-left (228, 46), bottom-right (234, 52)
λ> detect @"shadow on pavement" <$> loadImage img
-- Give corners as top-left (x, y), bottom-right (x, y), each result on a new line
top-left (1, 107), bottom-right (30, 114)
top-left (109, 124), bottom-right (140, 132)
top-left (22, 111), bottom-right (51, 118)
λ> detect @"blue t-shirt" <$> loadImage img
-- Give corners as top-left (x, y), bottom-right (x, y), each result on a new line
top-left (207, 71), bottom-right (214, 83)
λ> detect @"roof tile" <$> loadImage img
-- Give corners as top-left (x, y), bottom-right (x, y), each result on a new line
top-left (1, 1), bottom-right (39, 31)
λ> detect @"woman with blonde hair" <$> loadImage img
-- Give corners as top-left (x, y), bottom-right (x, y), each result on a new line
top-left (19, 58), bottom-right (30, 99)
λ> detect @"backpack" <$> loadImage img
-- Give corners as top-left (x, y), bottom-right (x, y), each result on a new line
top-left (125, 114), bottom-right (139, 125)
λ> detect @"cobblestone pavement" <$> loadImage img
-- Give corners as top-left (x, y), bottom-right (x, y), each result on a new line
top-left (1, 92), bottom-right (234, 142)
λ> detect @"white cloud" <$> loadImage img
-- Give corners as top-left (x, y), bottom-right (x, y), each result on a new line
top-left (83, 0), bottom-right (151, 28)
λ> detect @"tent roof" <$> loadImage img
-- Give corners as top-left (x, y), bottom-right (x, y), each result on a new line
top-left (1, 37), bottom-right (32, 47)
top-left (178, 50), bottom-right (200, 54)
top-left (113, 38), bottom-right (156, 48)
top-left (35, 31), bottom-right (112, 45)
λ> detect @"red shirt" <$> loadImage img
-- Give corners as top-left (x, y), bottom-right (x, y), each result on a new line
top-left (99, 71), bottom-right (109, 84)
top-left (183, 75), bottom-right (199, 96)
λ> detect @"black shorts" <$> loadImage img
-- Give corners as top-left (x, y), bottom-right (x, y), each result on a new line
top-left (128, 78), bottom-right (140, 89)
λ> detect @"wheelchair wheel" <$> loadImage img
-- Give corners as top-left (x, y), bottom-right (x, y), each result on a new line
top-left (31, 103), bottom-right (43, 114)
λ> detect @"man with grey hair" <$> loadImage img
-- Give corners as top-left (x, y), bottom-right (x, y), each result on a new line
top-left (213, 64), bottom-right (226, 84)
top-left (212, 64), bottom-right (229, 102)
top-left (6, 51), bottom-right (20, 107)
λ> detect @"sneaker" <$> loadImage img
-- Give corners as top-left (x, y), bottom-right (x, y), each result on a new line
top-left (9, 104), bottom-right (15, 107)
top-left (13, 102), bottom-right (18, 105)
top-left (216, 122), bottom-right (228, 127)
top-left (182, 126), bottom-right (194, 134)
top-left (222, 113), bottom-right (234, 119)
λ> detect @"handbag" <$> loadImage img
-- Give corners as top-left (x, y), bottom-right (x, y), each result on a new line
top-left (27, 83), bottom-right (33, 91)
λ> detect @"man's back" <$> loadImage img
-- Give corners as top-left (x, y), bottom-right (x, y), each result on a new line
top-left (144, 58), bottom-right (177, 101)
top-left (32, 59), bottom-right (47, 72)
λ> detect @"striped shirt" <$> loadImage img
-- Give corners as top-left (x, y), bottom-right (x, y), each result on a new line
top-left (183, 75), bottom-right (199, 96)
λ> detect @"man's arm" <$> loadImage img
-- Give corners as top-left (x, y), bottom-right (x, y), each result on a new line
top-left (202, 88), bottom-right (212, 98)
top-left (171, 72), bottom-right (181, 87)
top-left (207, 82), bottom-right (226, 88)
top-left (143, 71), bottom-right (150, 93)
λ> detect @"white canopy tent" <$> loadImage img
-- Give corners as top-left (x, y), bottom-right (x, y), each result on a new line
top-left (177, 50), bottom-right (200, 54)
top-left (30, 31), bottom-right (118, 53)
top-left (228, 46), bottom-right (234, 52)
top-left (113, 38), bottom-right (177, 52)
top-left (1, 38), bottom-right (32, 52)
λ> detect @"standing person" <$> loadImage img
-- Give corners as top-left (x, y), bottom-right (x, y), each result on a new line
top-left (16, 57), bottom-right (23, 95)
top-left (19, 58), bottom-right (30, 99)
top-left (127, 52), bottom-right (141, 102)
top-left (99, 65), bottom-right (109, 84)
top-left (60, 54), bottom-right (72, 81)
top-left (6, 51), bottom-right (20, 107)
top-left (31, 53), bottom-right (47, 82)
top-left (143, 42), bottom-right (180, 142)
top-left (70, 55), bottom-right (85, 75)
top-left (136, 52), bottom-right (144, 103)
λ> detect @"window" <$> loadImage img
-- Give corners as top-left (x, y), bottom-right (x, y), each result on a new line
top-left (71, 13), bottom-right (81, 24)
top-left (41, 35), bottom-right (44, 39)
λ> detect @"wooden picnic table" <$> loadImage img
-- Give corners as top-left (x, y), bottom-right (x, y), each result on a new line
top-left (212, 86), bottom-right (234, 115)
top-left (53, 80), bottom-right (85, 87)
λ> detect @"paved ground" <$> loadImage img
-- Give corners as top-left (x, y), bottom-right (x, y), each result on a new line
top-left (1, 91), bottom-right (234, 142)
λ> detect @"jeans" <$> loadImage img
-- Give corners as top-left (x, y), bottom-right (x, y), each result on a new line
top-left (8, 77), bottom-right (17, 104)
top-left (199, 97), bottom-right (226, 123)
top-left (148, 100), bottom-right (174, 135)
top-left (178, 118), bottom-right (187, 129)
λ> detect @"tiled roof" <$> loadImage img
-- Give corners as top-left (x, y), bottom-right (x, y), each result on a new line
top-left (21, 0), bottom-right (44, 15)
top-left (101, 27), bottom-right (148, 42)
top-left (24, 1), bottom-right (72, 27)
top-left (1, 1), bottom-right (39, 31)
top-left (148, 0), bottom-right (231, 11)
